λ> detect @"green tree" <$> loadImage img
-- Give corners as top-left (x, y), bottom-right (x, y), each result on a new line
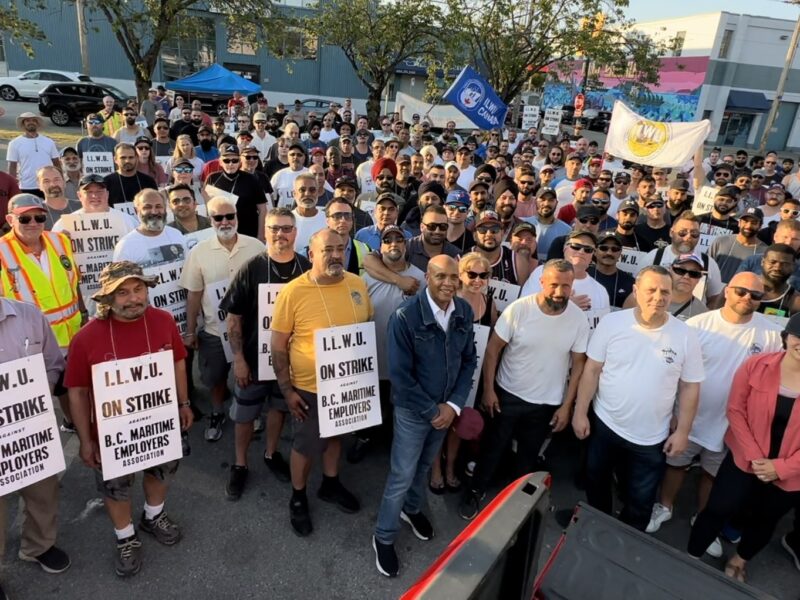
top-left (83, 0), bottom-right (286, 101)
top-left (0, 1), bottom-right (47, 58)
top-left (441, 0), bottom-right (669, 105)
top-left (304, 0), bottom-right (441, 125)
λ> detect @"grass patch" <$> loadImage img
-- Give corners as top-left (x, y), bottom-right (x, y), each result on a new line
top-left (0, 128), bottom-right (82, 146)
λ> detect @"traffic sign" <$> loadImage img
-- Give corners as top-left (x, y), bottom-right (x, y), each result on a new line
top-left (574, 93), bottom-right (585, 118)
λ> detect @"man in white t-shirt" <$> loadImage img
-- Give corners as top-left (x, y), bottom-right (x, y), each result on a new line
top-left (112, 188), bottom-right (186, 266)
top-left (459, 259), bottom-right (590, 520)
top-left (573, 265), bottom-right (704, 531)
top-left (644, 211), bottom-right (724, 306)
top-left (455, 145), bottom-right (477, 190)
top-left (290, 173), bottom-right (327, 253)
top-left (646, 272), bottom-right (781, 548)
top-left (7, 113), bottom-right (61, 194)
top-left (270, 143), bottom-right (309, 208)
top-left (521, 230), bottom-right (610, 331)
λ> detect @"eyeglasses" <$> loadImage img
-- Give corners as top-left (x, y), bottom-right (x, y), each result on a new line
top-left (731, 287), bottom-right (765, 301)
top-left (170, 196), bottom-right (194, 205)
top-left (646, 202), bottom-right (664, 209)
top-left (329, 212), bottom-right (353, 221)
top-left (476, 225), bottom-right (500, 234)
top-left (174, 166), bottom-right (194, 173)
top-left (566, 242), bottom-right (595, 254)
top-left (577, 217), bottom-right (600, 225)
top-left (423, 222), bottom-right (448, 231)
top-left (675, 229), bottom-right (700, 238)
top-left (671, 266), bottom-right (703, 279)
top-left (221, 159), bottom-right (239, 164)
top-left (445, 204), bottom-right (468, 213)
top-left (465, 271), bottom-right (490, 280)
top-left (16, 214), bottom-right (47, 224)
top-left (597, 245), bottom-right (621, 253)
top-left (266, 225), bottom-right (295, 233)
top-left (211, 213), bottom-right (236, 222)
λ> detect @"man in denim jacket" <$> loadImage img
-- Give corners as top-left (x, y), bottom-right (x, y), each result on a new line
top-left (372, 255), bottom-right (477, 577)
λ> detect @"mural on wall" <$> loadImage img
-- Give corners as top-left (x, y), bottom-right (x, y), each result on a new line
top-left (542, 56), bottom-right (709, 122)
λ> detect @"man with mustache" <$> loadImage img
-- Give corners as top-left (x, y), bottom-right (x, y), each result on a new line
top-left (524, 187), bottom-right (570, 262)
top-left (77, 113), bottom-right (117, 177)
top-left (460, 259), bottom-right (589, 521)
top-left (166, 183), bottom-right (211, 235)
top-left (291, 173), bottom-right (327, 253)
top-left (113, 107), bottom-right (150, 146)
top-left (59, 147), bottom-right (83, 201)
top-left (64, 261), bottom-right (193, 577)
top-left (7, 113), bottom-right (61, 196)
top-left (103, 144), bottom-right (157, 209)
top-left (112, 189), bottom-right (186, 267)
top-left (271, 228), bottom-right (372, 537)
top-left (695, 185), bottom-right (741, 253)
top-left (709, 207), bottom-right (766, 284)
top-left (36, 166), bottom-right (80, 230)
top-left (373, 255), bottom-right (476, 577)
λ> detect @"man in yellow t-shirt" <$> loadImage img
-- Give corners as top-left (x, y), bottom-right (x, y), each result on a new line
top-left (272, 228), bottom-right (373, 537)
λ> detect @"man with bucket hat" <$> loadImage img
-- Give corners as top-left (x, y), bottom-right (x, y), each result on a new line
top-left (7, 112), bottom-right (60, 196)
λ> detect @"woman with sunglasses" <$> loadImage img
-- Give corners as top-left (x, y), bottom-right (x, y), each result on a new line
top-left (134, 137), bottom-right (168, 186)
top-left (167, 134), bottom-right (205, 184)
top-left (688, 313), bottom-right (800, 582)
top-left (430, 253), bottom-right (497, 494)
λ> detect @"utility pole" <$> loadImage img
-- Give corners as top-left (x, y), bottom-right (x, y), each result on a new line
top-left (759, 6), bottom-right (800, 153)
top-left (76, 0), bottom-right (91, 75)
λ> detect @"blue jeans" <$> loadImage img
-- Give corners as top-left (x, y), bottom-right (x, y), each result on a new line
top-left (374, 406), bottom-right (447, 544)
top-left (585, 415), bottom-right (666, 531)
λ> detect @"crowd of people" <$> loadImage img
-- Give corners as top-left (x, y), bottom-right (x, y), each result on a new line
top-left (0, 90), bottom-right (799, 594)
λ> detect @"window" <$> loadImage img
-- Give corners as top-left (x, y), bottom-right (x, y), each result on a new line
top-left (227, 27), bottom-right (257, 56)
top-left (22, 71), bottom-right (40, 80)
top-left (46, 73), bottom-right (71, 82)
top-left (160, 17), bottom-right (216, 81)
top-left (672, 31), bottom-right (686, 57)
top-left (273, 26), bottom-right (317, 60)
top-left (719, 29), bottom-right (734, 59)
top-left (0, 36), bottom-right (6, 63)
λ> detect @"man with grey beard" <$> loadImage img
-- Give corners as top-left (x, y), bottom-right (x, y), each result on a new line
top-left (113, 188), bottom-right (186, 266)
top-left (36, 165), bottom-right (81, 230)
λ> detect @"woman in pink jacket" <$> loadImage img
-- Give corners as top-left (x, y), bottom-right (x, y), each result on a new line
top-left (688, 314), bottom-right (800, 582)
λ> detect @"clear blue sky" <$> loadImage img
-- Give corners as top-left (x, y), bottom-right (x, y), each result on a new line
top-left (627, 0), bottom-right (799, 23)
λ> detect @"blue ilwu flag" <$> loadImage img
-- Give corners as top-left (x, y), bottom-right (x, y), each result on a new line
top-left (442, 66), bottom-right (508, 130)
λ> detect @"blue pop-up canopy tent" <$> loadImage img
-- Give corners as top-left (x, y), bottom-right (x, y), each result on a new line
top-left (164, 64), bottom-right (260, 94)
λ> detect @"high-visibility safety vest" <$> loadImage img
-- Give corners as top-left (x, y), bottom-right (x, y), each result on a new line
top-left (0, 231), bottom-right (81, 349)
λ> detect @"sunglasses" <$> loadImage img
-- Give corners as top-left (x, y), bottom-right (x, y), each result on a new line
top-left (753, 175), bottom-right (765, 179)
top-left (597, 245), bottom-right (621, 253)
top-left (136, 146), bottom-right (150, 151)
top-left (423, 222), bottom-right (448, 231)
top-left (782, 209), bottom-right (800, 217)
top-left (173, 166), bottom-right (194, 174)
top-left (566, 242), bottom-right (595, 254)
top-left (578, 217), bottom-right (600, 225)
top-left (646, 202), bottom-right (664, 209)
top-left (221, 159), bottom-right (239, 164)
top-left (87, 119), bottom-right (103, 125)
top-left (731, 286), bottom-right (765, 301)
top-left (255, 120), bottom-right (267, 124)
top-left (267, 225), bottom-right (295, 233)
top-left (329, 212), bottom-right (353, 221)
top-left (16, 214), bottom-right (47, 224)
top-left (591, 199), bottom-right (610, 206)
top-left (476, 225), bottom-right (501, 234)
top-left (243, 155), bottom-right (259, 161)
top-left (445, 204), bottom-right (468, 213)
top-left (466, 271), bottom-right (490, 280)
top-left (211, 213), bottom-right (236, 222)
top-left (672, 266), bottom-right (703, 279)
top-left (675, 229), bottom-right (701, 238)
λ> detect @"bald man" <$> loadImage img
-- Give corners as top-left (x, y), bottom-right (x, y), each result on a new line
top-left (373, 255), bottom-right (477, 577)
top-left (646, 271), bottom-right (783, 553)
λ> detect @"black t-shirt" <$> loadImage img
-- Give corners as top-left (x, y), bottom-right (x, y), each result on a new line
top-left (264, 158), bottom-right (289, 180)
top-left (205, 170), bottom-right (267, 238)
top-left (220, 253), bottom-right (311, 374)
top-left (696, 212), bottom-right (740, 235)
top-left (170, 121), bottom-right (200, 145)
top-left (770, 394), bottom-right (797, 458)
top-left (587, 265), bottom-right (635, 308)
top-left (634, 222), bottom-right (671, 252)
top-left (449, 229), bottom-right (475, 255)
top-left (616, 230), bottom-right (641, 249)
top-left (103, 172), bottom-right (158, 207)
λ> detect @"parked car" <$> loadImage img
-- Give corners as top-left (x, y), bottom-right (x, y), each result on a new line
top-left (587, 110), bottom-right (611, 133)
top-left (38, 82), bottom-right (132, 126)
top-left (560, 104), bottom-right (576, 125)
top-left (0, 70), bottom-right (92, 101)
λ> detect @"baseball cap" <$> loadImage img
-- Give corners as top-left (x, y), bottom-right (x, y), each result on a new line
top-left (253, 112), bottom-right (267, 121)
top-left (512, 222), bottom-right (536, 237)
top-left (740, 207), bottom-right (764, 221)
top-left (716, 184), bottom-right (741, 198)
top-left (310, 147), bottom-right (325, 157)
top-left (672, 253), bottom-right (704, 268)
top-left (573, 178), bottom-right (593, 191)
top-left (220, 144), bottom-right (240, 156)
top-left (536, 186), bottom-right (557, 199)
top-left (380, 225), bottom-right (406, 241)
top-left (197, 125), bottom-right (213, 134)
top-left (644, 196), bottom-right (664, 208)
top-left (566, 229), bottom-right (598, 244)
top-left (670, 179), bottom-right (690, 192)
top-left (469, 179), bottom-right (490, 192)
top-left (79, 174), bottom-right (108, 189)
top-left (769, 182), bottom-right (786, 192)
top-left (376, 192), bottom-right (399, 206)
top-left (597, 230), bottom-right (622, 245)
top-left (236, 129), bottom-right (253, 139)
top-left (445, 190), bottom-right (470, 207)
top-left (782, 313), bottom-right (800, 338)
top-left (588, 157), bottom-right (602, 165)
top-left (134, 136), bottom-right (151, 146)
top-left (539, 164), bottom-right (555, 173)
top-left (288, 142), bottom-right (306, 155)
top-left (396, 154), bottom-right (411, 165)
top-left (617, 199), bottom-right (640, 214)
top-left (457, 144), bottom-right (472, 153)
top-left (356, 129), bottom-right (370, 137)
top-left (576, 205), bottom-right (604, 220)
top-left (60, 146), bottom-right (78, 157)
top-left (444, 161), bottom-right (459, 171)
top-left (565, 152), bottom-right (582, 162)
top-left (7, 193), bottom-right (46, 215)
top-left (752, 168), bottom-right (768, 177)
top-left (334, 175), bottom-right (358, 190)
top-left (475, 210), bottom-right (501, 227)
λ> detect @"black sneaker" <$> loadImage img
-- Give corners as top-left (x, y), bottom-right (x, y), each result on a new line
top-left (226, 465), bottom-right (248, 501)
top-left (317, 478), bottom-right (360, 513)
top-left (204, 412), bottom-right (225, 442)
top-left (346, 436), bottom-right (371, 464)
top-left (139, 511), bottom-right (181, 546)
top-left (290, 495), bottom-right (313, 537)
top-left (18, 545), bottom-right (71, 573)
top-left (783, 532), bottom-right (800, 571)
top-left (400, 510), bottom-right (434, 541)
top-left (458, 488), bottom-right (485, 521)
top-left (114, 534), bottom-right (142, 577)
top-left (59, 418), bottom-right (76, 434)
top-left (264, 451), bottom-right (291, 483)
top-left (372, 536), bottom-right (399, 577)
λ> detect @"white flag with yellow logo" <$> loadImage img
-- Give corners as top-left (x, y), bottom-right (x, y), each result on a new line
top-left (604, 101), bottom-right (711, 168)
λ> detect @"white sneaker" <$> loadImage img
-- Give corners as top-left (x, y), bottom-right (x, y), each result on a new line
top-left (706, 536), bottom-right (723, 558)
top-left (646, 503), bottom-right (672, 533)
